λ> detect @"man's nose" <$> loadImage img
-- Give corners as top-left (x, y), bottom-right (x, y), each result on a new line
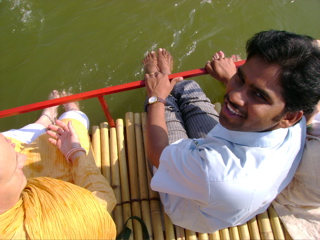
top-left (228, 87), bottom-right (246, 107)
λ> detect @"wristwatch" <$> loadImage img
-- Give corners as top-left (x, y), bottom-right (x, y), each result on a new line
top-left (148, 96), bottom-right (166, 105)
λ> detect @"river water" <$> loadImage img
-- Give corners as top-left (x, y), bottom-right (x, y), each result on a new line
top-left (1, 0), bottom-right (320, 131)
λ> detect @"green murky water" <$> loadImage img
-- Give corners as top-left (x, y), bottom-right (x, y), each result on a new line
top-left (1, 0), bottom-right (320, 131)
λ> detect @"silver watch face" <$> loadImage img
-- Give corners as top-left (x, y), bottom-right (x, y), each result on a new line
top-left (148, 96), bottom-right (157, 104)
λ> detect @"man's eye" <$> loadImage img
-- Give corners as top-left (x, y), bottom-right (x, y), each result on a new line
top-left (255, 91), bottom-right (266, 101)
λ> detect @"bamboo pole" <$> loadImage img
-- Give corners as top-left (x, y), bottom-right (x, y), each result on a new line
top-left (219, 228), bottom-right (230, 240)
top-left (92, 125), bottom-right (101, 169)
top-left (110, 126), bottom-right (123, 233)
top-left (247, 217), bottom-right (261, 240)
top-left (125, 112), bottom-right (143, 240)
top-left (141, 112), bottom-right (165, 240)
top-left (116, 119), bottom-right (133, 239)
top-left (209, 232), bottom-right (220, 240)
top-left (257, 211), bottom-right (274, 240)
top-left (100, 122), bottom-right (111, 183)
top-left (175, 226), bottom-right (186, 240)
top-left (198, 233), bottom-right (209, 240)
top-left (237, 223), bottom-right (250, 240)
top-left (268, 206), bottom-right (285, 240)
top-left (134, 113), bottom-right (153, 239)
top-left (163, 212), bottom-right (175, 240)
top-left (185, 229), bottom-right (197, 240)
top-left (149, 197), bottom-right (165, 240)
top-left (229, 226), bottom-right (240, 240)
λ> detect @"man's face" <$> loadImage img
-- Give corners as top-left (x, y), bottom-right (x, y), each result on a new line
top-left (0, 133), bottom-right (27, 212)
top-left (219, 55), bottom-right (287, 132)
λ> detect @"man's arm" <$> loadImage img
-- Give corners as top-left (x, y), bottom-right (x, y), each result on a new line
top-left (145, 72), bottom-right (183, 168)
top-left (146, 102), bottom-right (168, 168)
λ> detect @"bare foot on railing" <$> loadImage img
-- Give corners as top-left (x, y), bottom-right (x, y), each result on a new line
top-left (61, 90), bottom-right (80, 111)
top-left (143, 51), bottom-right (159, 74)
top-left (231, 54), bottom-right (242, 62)
top-left (157, 48), bottom-right (173, 75)
top-left (36, 90), bottom-right (60, 128)
top-left (205, 51), bottom-right (238, 86)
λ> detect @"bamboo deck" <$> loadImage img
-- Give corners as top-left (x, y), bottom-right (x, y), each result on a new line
top-left (91, 112), bottom-right (293, 240)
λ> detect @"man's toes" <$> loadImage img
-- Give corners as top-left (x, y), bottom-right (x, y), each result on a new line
top-left (218, 51), bottom-right (225, 59)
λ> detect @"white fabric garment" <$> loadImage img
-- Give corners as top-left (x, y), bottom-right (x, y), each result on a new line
top-left (273, 113), bottom-right (320, 240)
top-left (2, 111), bottom-right (89, 144)
top-left (151, 118), bottom-right (306, 233)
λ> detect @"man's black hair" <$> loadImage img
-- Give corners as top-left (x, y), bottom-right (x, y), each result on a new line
top-left (246, 30), bottom-right (320, 114)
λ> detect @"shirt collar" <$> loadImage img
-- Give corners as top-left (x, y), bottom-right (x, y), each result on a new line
top-left (208, 119), bottom-right (305, 148)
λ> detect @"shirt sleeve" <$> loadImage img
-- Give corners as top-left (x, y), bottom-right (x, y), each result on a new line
top-left (71, 152), bottom-right (117, 213)
top-left (151, 139), bottom-right (210, 204)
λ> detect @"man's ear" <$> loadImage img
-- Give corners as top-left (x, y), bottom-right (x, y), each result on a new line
top-left (279, 110), bottom-right (304, 128)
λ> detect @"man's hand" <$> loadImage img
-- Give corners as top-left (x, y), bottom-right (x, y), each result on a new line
top-left (145, 71), bottom-right (183, 99)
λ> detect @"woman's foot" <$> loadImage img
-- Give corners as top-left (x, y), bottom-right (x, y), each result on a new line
top-left (157, 48), bottom-right (173, 75)
top-left (36, 90), bottom-right (60, 127)
top-left (61, 90), bottom-right (80, 111)
top-left (143, 51), bottom-right (159, 74)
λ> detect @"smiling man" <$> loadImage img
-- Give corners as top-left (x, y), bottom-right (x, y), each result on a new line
top-left (143, 30), bottom-right (320, 233)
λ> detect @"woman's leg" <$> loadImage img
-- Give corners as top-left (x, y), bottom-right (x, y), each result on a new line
top-left (58, 90), bottom-right (89, 130)
top-left (2, 90), bottom-right (60, 144)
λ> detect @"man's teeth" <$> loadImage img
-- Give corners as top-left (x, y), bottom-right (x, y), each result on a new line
top-left (227, 103), bottom-right (241, 116)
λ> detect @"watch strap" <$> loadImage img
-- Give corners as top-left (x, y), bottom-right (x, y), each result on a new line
top-left (154, 97), bottom-right (166, 105)
top-left (148, 97), bottom-right (166, 105)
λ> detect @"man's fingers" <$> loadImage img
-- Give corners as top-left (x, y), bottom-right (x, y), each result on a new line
top-left (205, 61), bottom-right (213, 72)
top-left (171, 77), bottom-right (183, 88)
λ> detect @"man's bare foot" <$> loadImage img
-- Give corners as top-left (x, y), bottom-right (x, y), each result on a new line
top-left (143, 51), bottom-right (159, 74)
top-left (212, 51), bottom-right (225, 60)
top-left (61, 90), bottom-right (80, 111)
top-left (205, 51), bottom-right (238, 86)
top-left (212, 51), bottom-right (242, 62)
top-left (157, 48), bottom-right (173, 75)
top-left (231, 54), bottom-right (242, 62)
top-left (36, 90), bottom-right (59, 127)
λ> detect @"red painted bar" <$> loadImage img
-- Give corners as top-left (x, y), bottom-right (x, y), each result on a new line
top-left (98, 96), bottom-right (115, 127)
top-left (0, 60), bottom-right (246, 120)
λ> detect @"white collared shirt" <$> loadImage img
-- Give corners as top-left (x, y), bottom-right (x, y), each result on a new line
top-left (151, 118), bottom-right (306, 233)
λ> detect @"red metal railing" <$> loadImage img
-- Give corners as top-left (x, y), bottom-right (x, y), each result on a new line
top-left (0, 60), bottom-right (246, 127)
